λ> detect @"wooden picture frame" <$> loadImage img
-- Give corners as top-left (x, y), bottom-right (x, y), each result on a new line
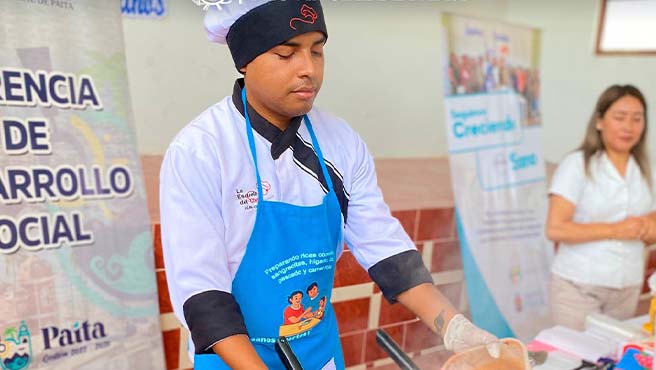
top-left (595, 0), bottom-right (656, 56)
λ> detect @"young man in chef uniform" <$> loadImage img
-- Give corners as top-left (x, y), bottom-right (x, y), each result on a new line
top-left (160, 1), bottom-right (500, 368)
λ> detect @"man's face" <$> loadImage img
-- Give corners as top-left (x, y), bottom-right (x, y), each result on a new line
top-left (308, 286), bottom-right (318, 299)
top-left (242, 31), bottom-right (325, 127)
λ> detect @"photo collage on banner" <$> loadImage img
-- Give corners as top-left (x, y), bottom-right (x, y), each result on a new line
top-left (441, 13), bottom-right (553, 340)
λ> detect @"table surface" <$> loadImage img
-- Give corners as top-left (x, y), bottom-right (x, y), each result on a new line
top-left (534, 315), bottom-right (649, 370)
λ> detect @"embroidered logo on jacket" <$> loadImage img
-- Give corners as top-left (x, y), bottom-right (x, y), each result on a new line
top-left (235, 181), bottom-right (271, 211)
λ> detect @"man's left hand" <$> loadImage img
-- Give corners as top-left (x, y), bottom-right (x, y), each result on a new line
top-left (442, 314), bottom-right (500, 358)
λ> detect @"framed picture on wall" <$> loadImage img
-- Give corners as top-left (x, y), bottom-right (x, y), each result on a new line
top-left (596, 0), bottom-right (656, 55)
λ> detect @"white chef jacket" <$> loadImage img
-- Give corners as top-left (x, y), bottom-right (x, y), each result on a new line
top-left (549, 150), bottom-right (656, 288)
top-left (159, 84), bottom-right (426, 356)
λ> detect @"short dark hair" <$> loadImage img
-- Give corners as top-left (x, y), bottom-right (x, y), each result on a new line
top-left (288, 291), bottom-right (303, 304)
top-left (306, 282), bottom-right (318, 294)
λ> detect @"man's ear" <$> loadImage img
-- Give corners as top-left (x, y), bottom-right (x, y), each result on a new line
top-left (239, 66), bottom-right (247, 74)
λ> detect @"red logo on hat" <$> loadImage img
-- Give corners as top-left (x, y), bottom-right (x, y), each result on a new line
top-left (289, 4), bottom-right (318, 30)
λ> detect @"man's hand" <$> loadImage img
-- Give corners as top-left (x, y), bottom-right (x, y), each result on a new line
top-left (395, 283), bottom-right (500, 358)
top-left (442, 314), bottom-right (500, 358)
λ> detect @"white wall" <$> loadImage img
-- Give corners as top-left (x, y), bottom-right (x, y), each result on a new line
top-left (122, 0), bottom-right (656, 163)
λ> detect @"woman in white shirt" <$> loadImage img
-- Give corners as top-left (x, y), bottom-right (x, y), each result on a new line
top-left (546, 85), bottom-right (656, 330)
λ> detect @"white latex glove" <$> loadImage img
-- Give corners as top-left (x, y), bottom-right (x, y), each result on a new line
top-left (443, 314), bottom-right (501, 358)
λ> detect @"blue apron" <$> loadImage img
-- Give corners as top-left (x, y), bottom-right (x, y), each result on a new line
top-left (194, 89), bottom-right (345, 369)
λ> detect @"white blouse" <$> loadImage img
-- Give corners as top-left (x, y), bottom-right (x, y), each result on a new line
top-left (549, 150), bottom-right (655, 288)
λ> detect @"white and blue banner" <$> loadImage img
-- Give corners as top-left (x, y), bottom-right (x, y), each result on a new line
top-left (0, 2), bottom-right (165, 369)
top-left (441, 14), bottom-right (553, 340)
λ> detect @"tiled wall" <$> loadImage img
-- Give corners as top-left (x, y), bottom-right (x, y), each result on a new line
top-left (329, 208), bottom-right (468, 369)
top-left (142, 156), bottom-right (655, 370)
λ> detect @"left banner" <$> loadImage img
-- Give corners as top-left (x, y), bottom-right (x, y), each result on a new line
top-left (0, 2), bottom-right (165, 370)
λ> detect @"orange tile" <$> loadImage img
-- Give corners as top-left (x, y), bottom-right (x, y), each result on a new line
top-left (379, 297), bottom-right (416, 326)
top-left (374, 158), bottom-right (454, 211)
top-left (647, 249), bottom-right (656, 270)
top-left (431, 240), bottom-right (462, 272)
top-left (391, 210), bottom-right (418, 241)
top-left (403, 320), bottom-right (441, 353)
top-left (140, 154), bottom-right (163, 223)
top-left (157, 271), bottom-right (174, 314)
top-left (334, 297), bottom-right (371, 334)
top-left (340, 332), bottom-right (365, 367)
top-left (153, 224), bottom-right (165, 270)
top-left (162, 328), bottom-right (181, 370)
top-left (334, 249), bottom-right (372, 288)
top-left (417, 208), bottom-right (456, 241)
top-left (364, 325), bottom-right (404, 363)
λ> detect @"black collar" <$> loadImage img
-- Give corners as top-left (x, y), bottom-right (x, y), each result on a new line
top-left (232, 79), bottom-right (303, 160)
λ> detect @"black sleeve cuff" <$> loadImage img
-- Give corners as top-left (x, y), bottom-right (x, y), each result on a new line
top-left (183, 290), bottom-right (248, 354)
top-left (368, 250), bottom-right (434, 303)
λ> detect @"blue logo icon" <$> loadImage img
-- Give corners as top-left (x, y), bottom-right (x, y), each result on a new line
top-left (0, 321), bottom-right (32, 370)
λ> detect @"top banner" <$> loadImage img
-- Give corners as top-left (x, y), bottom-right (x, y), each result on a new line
top-left (441, 13), bottom-right (553, 340)
top-left (0, 1), bottom-right (165, 369)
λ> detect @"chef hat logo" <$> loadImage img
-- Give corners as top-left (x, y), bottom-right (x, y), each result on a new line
top-left (289, 4), bottom-right (318, 30)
